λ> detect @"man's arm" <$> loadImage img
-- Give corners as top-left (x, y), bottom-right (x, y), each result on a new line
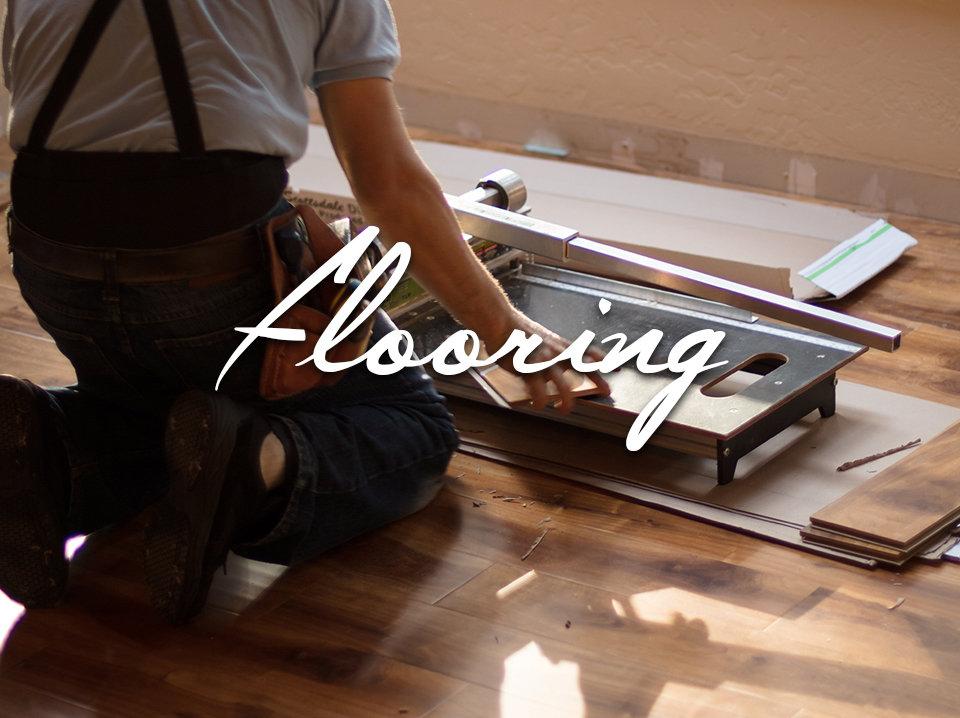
top-left (316, 78), bottom-right (607, 411)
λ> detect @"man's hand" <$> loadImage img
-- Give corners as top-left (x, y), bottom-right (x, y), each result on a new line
top-left (478, 308), bottom-right (610, 413)
top-left (316, 78), bottom-right (609, 413)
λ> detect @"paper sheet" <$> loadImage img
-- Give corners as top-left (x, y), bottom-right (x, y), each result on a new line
top-left (799, 220), bottom-right (919, 299)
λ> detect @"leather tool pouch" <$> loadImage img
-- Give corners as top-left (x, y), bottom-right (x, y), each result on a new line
top-left (258, 205), bottom-right (375, 400)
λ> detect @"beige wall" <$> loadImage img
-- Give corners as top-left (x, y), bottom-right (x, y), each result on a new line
top-left (390, 0), bottom-right (960, 219)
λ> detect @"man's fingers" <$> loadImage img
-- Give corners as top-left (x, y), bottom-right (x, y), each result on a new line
top-left (535, 345), bottom-right (577, 412)
top-left (591, 370), bottom-right (612, 397)
top-left (525, 374), bottom-right (549, 410)
top-left (586, 344), bottom-right (608, 363)
top-left (496, 322), bottom-right (612, 407)
top-left (548, 366), bottom-right (576, 414)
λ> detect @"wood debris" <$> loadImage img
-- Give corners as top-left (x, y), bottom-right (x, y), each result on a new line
top-left (472, 499), bottom-right (486, 508)
top-left (490, 494), bottom-right (523, 503)
top-left (538, 517), bottom-right (553, 527)
top-left (522, 528), bottom-right (550, 561)
top-left (564, 620), bottom-right (572, 629)
top-left (887, 597), bottom-right (906, 611)
top-left (836, 438), bottom-right (922, 472)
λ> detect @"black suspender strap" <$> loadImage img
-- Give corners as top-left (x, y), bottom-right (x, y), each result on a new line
top-left (140, 0), bottom-right (205, 156)
top-left (24, 0), bottom-right (205, 156)
top-left (25, 0), bottom-right (122, 152)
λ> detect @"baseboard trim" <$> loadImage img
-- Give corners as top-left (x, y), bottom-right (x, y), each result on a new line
top-left (395, 84), bottom-right (960, 225)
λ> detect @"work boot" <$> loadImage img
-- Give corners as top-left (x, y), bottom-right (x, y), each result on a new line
top-left (0, 375), bottom-right (69, 607)
top-left (144, 390), bottom-right (277, 624)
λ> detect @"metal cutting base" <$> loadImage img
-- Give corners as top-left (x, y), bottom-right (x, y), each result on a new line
top-left (396, 262), bottom-right (866, 484)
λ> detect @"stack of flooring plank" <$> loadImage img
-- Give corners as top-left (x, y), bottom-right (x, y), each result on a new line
top-left (801, 422), bottom-right (960, 565)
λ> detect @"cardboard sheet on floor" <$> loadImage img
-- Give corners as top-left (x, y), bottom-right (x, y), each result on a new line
top-left (449, 381), bottom-right (960, 565)
top-left (288, 126), bottom-right (915, 300)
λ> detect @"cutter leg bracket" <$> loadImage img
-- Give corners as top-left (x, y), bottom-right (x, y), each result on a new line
top-left (715, 374), bottom-right (838, 485)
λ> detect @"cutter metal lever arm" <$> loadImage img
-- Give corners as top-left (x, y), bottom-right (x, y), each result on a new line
top-left (445, 171), bottom-right (901, 352)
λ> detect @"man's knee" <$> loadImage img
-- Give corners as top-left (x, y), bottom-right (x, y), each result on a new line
top-left (391, 406), bottom-right (458, 516)
top-left (412, 407), bottom-right (458, 484)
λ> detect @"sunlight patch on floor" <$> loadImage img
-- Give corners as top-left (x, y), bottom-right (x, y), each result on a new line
top-left (64, 535), bottom-right (87, 561)
top-left (0, 535), bottom-right (87, 656)
top-left (0, 591), bottom-right (25, 655)
top-left (205, 556), bottom-right (286, 614)
top-left (628, 586), bottom-right (779, 642)
top-left (627, 586), bottom-right (942, 681)
top-left (500, 641), bottom-right (585, 718)
top-left (648, 681), bottom-right (795, 717)
top-left (611, 597), bottom-right (628, 618)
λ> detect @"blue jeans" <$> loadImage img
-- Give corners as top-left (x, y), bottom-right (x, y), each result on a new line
top-left (10, 216), bottom-right (459, 566)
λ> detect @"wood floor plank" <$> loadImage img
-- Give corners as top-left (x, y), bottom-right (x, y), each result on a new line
top-left (839, 323), bottom-right (960, 408)
top-left (241, 555), bottom-right (960, 718)
top-left (427, 680), bottom-right (806, 718)
top-left (9, 646), bottom-right (273, 718)
top-left (437, 563), bottom-right (960, 717)
top-left (0, 327), bottom-right (75, 386)
top-left (0, 679), bottom-right (96, 717)
top-left (426, 683), bottom-right (590, 718)
top-left (7, 598), bottom-right (466, 718)
top-left (238, 563), bottom-right (702, 717)
top-left (810, 422), bottom-right (960, 547)
top-left (0, 251), bottom-right (16, 291)
top-left (163, 653), bottom-right (466, 718)
top-left (298, 526), bottom-right (494, 605)
top-left (432, 460), bottom-right (824, 615)
top-left (0, 285), bottom-right (48, 339)
top-left (1, 516), bottom-right (489, 714)
top-left (833, 215), bottom-right (960, 408)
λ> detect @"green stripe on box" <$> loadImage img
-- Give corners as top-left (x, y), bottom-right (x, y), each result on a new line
top-left (804, 223), bottom-right (893, 281)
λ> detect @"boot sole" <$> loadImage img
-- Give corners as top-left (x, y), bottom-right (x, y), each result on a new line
top-left (0, 376), bottom-right (67, 607)
top-left (144, 391), bottom-right (236, 624)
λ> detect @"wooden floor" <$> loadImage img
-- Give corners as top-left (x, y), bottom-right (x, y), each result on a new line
top-left (2, 167), bottom-right (960, 716)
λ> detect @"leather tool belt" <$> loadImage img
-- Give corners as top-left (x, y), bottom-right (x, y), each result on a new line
top-left (258, 204), bottom-right (376, 400)
top-left (8, 204), bottom-right (376, 400)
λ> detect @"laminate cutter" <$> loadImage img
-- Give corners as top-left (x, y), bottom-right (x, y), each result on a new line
top-left (385, 170), bottom-right (901, 484)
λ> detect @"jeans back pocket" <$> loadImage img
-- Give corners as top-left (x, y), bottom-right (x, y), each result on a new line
top-left (152, 310), bottom-right (268, 400)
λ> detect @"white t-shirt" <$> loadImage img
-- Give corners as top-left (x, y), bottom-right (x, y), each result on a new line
top-left (1, 0), bottom-right (400, 164)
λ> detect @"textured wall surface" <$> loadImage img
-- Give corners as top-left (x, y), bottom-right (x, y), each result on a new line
top-left (390, 0), bottom-right (960, 181)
